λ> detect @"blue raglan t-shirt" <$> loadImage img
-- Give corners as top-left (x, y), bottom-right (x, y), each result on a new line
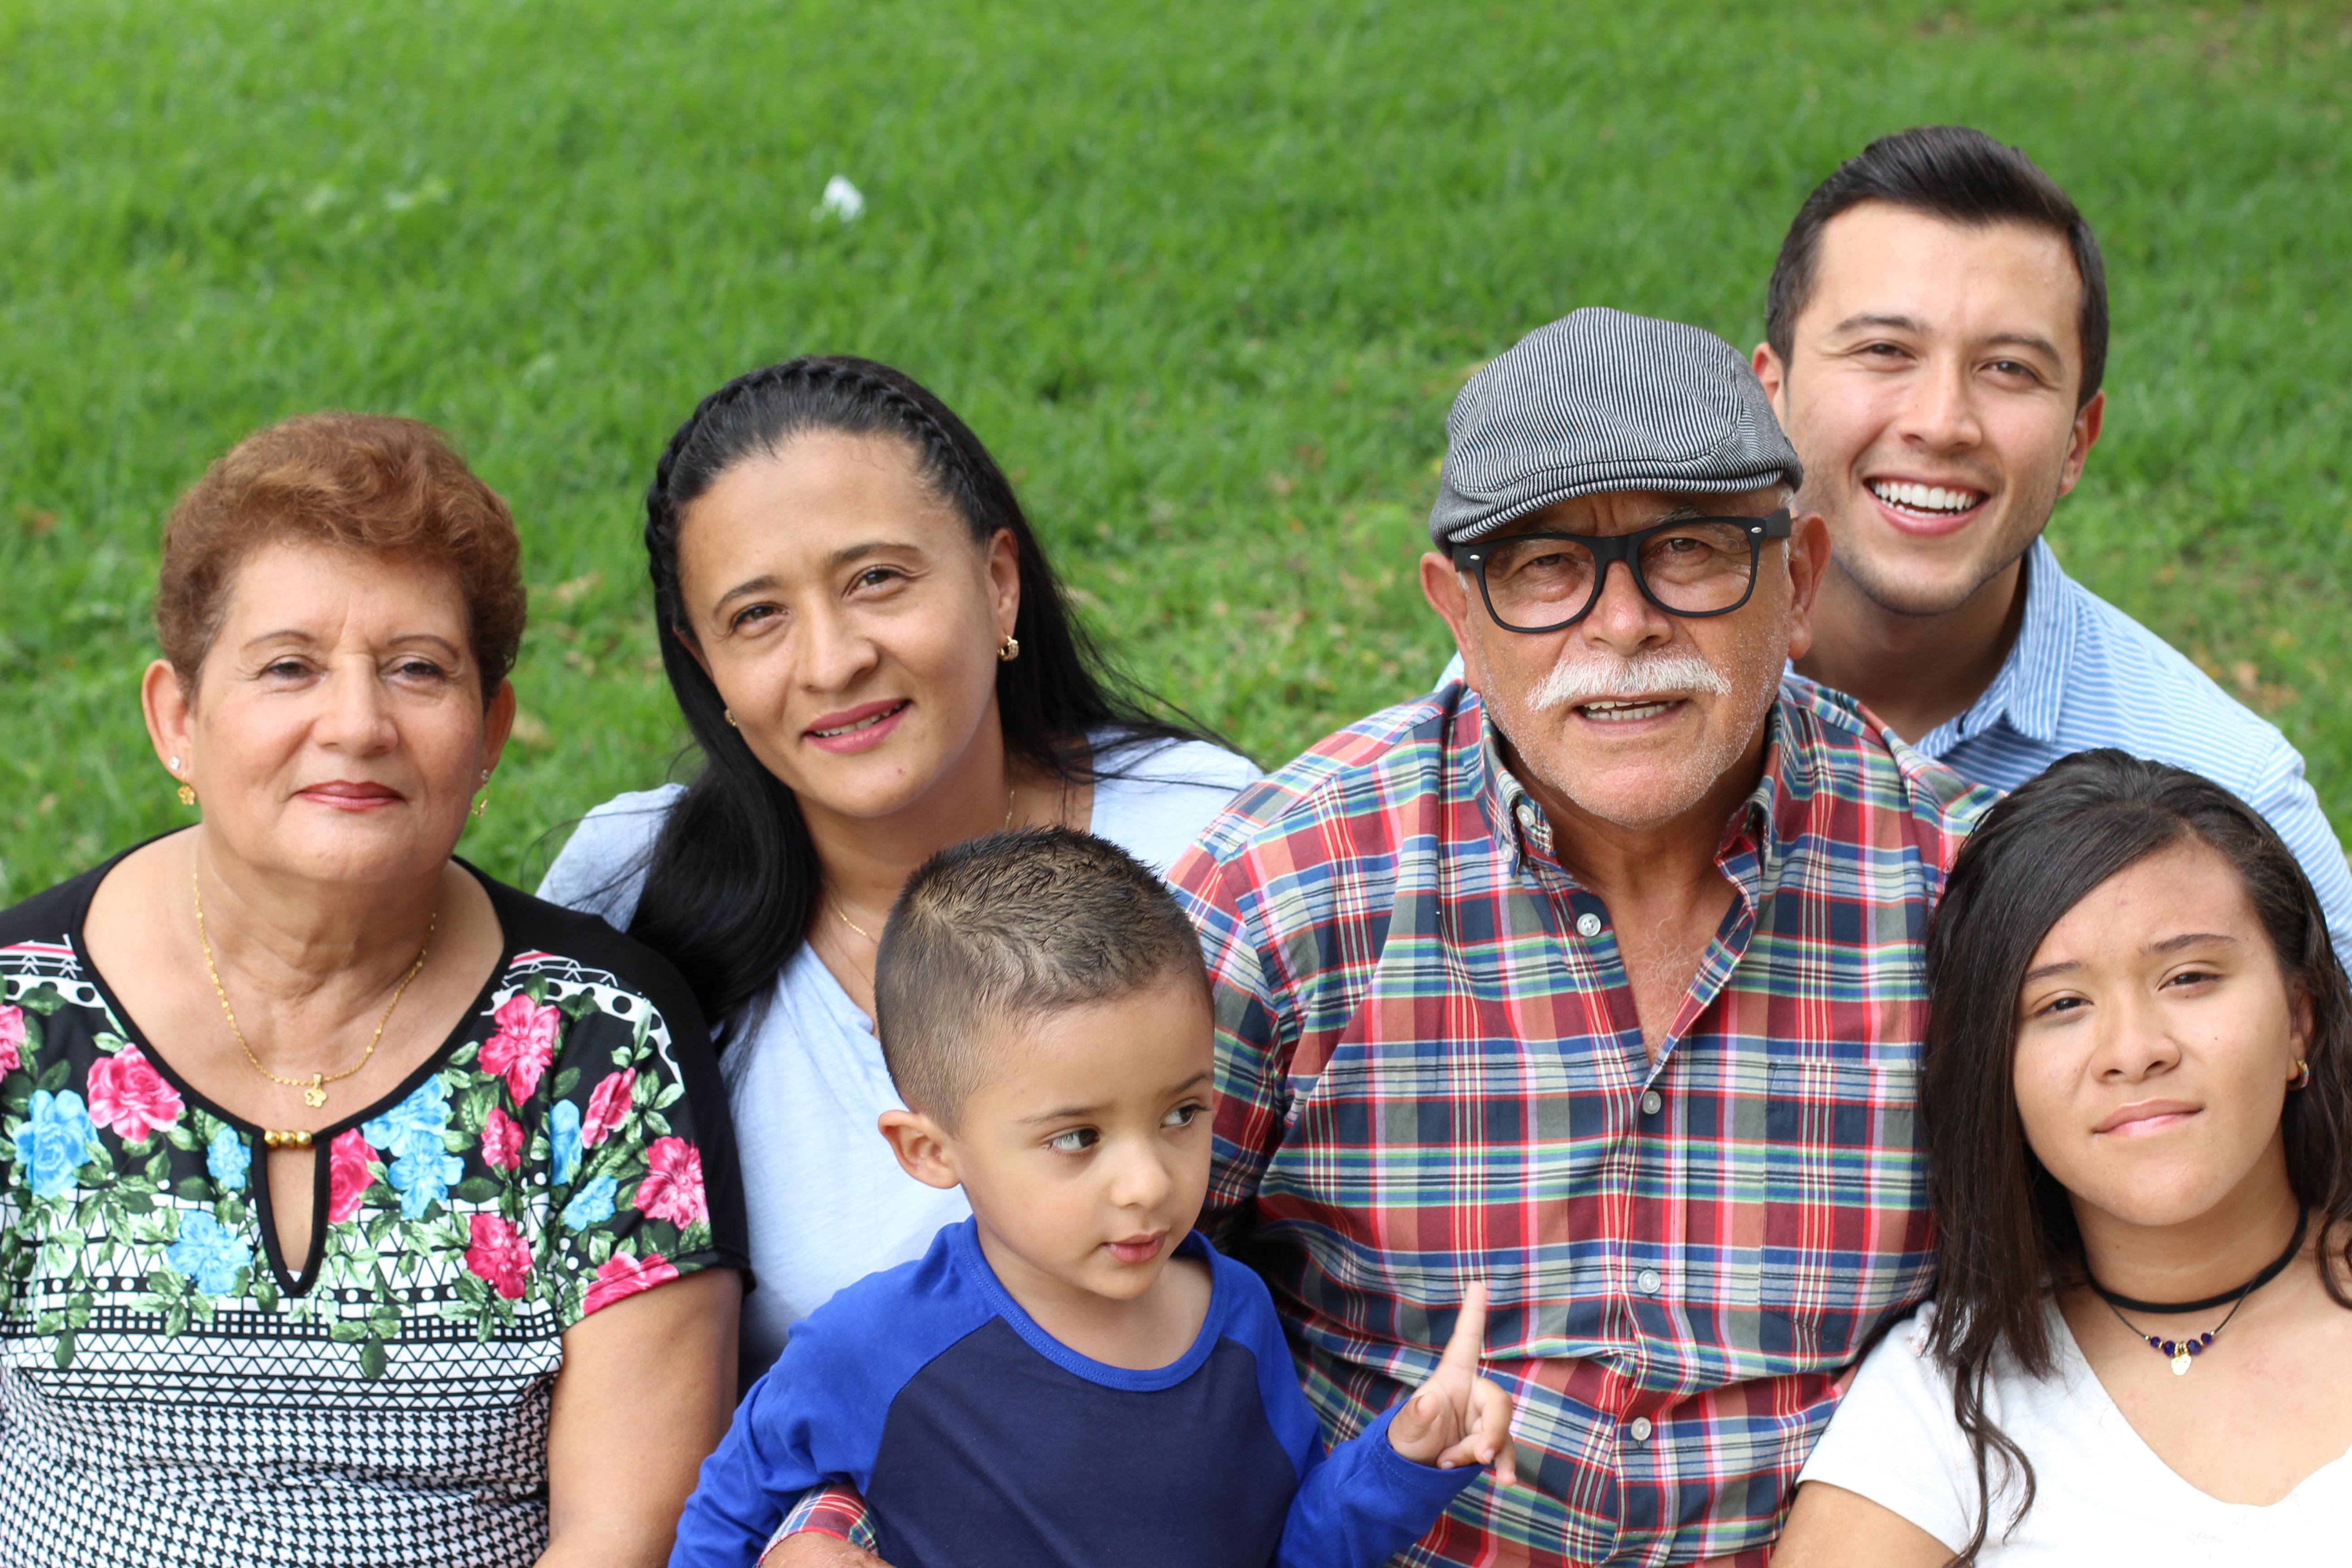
top-left (671, 1219), bottom-right (1479, 1568)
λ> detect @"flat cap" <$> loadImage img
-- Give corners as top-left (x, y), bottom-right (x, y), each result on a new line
top-left (1428, 306), bottom-right (1803, 547)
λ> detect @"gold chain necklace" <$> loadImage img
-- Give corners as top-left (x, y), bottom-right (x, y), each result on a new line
top-left (193, 861), bottom-right (436, 1110)
top-left (831, 785), bottom-right (1017, 943)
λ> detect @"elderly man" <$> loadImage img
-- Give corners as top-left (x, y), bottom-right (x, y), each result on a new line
top-left (1177, 308), bottom-right (1990, 1567)
top-left (765, 309), bottom-right (1989, 1566)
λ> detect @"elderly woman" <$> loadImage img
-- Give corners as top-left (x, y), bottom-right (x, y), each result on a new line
top-left (540, 356), bottom-right (1256, 1381)
top-left (0, 414), bottom-right (745, 1565)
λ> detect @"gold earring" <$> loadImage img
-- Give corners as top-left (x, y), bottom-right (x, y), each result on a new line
top-left (724, 709), bottom-right (739, 728)
top-left (2291, 1058), bottom-right (2313, 1091)
top-left (177, 783), bottom-right (197, 808)
top-left (472, 795), bottom-right (488, 820)
top-left (997, 634), bottom-right (1020, 663)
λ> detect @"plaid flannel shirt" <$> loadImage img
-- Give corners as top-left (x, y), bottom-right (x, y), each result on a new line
top-left (1169, 675), bottom-right (1992, 1566)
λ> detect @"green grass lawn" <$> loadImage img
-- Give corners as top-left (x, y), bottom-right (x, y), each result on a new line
top-left (1, 0), bottom-right (2346, 900)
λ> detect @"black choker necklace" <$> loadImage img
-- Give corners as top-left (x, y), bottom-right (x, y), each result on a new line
top-left (2087, 1206), bottom-right (2309, 1377)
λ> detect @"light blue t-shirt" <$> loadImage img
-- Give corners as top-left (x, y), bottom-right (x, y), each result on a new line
top-left (537, 735), bottom-right (1259, 1380)
top-left (1904, 538), bottom-right (2352, 946)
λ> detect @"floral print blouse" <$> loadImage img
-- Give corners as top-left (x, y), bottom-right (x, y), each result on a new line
top-left (0, 852), bottom-right (747, 1568)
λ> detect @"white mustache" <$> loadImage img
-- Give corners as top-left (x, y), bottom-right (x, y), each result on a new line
top-left (1529, 649), bottom-right (1730, 711)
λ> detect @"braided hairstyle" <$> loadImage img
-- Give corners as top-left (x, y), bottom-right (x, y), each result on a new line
top-left (625, 355), bottom-right (1215, 1045)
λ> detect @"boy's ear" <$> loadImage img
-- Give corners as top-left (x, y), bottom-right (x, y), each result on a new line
top-left (877, 1108), bottom-right (962, 1191)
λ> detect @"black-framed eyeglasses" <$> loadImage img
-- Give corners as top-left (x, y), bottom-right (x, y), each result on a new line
top-left (1450, 508), bottom-right (1793, 634)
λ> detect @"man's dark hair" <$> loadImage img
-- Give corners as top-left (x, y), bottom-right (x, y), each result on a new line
top-left (873, 827), bottom-right (1210, 1126)
top-left (1766, 125), bottom-right (2109, 407)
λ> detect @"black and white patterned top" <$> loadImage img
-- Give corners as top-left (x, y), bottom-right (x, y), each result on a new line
top-left (0, 849), bottom-right (747, 1567)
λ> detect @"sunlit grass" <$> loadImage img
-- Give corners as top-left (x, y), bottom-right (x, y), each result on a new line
top-left (0, 0), bottom-right (2345, 898)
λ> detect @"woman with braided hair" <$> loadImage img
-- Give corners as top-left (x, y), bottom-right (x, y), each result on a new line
top-left (540, 356), bottom-right (1255, 1380)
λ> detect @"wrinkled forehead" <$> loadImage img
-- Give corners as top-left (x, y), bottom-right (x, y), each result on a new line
top-left (1488, 483), bottom-right (1789, 542)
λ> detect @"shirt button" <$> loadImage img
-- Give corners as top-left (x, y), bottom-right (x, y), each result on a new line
top-left (1628, 1416), bottom-right (1654, 1443)
top-left (1514, 801), bottom-right (1537, 826)
top-left (1640, 1089), bottom-right (1664, 1116)
top-left (1636, 1268), bottom-right (1662, 1294)
top-left (1575, 912), bottom-right (1603, 939)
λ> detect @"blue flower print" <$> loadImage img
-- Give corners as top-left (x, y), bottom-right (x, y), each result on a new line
top-left (206, 1125), bottom-right (250, 1192)
top-left (166, 1210), bottom-right (252, 1297)
top-left (15, 1089), bottom-right (99, 1198)
top-left (383, 1146), bottom-right (465, 1220)
top-left (363, 1075), bottom-right (454, 1164)
top-left (364, 1077), bottom-right (461, 1219)
top-left (561, 1173), bottom-right (616, 1230)
top-left (549, 1099), bottom-right (582, 1186)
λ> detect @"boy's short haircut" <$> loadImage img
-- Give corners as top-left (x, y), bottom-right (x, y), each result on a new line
top-left (874, 827), bottom-right (1210, 1125)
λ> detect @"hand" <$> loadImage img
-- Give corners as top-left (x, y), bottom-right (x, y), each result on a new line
top-left (758, 1537), bottom-right (889, 1568)
top-left (1386, 1283), bottom-right (1518, 1485)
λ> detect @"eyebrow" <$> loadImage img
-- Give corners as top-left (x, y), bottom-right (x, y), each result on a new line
top-left (2149, 931), bottom-right (2239, 955)
top-left (2020, 931), bottom-right (2241, 985)
top-left (1830, 312), bottom-right (1927, 338)
top-left (241, 631), bottom-right (463, 658)
top-left (1019, 1101), bottom-right (1107, 1126)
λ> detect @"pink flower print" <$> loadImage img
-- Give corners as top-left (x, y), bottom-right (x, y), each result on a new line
top-left (633, 1136), bottom-right (708, 1228)
top-left (86, 1044), bottom-right (185, 1143)
top-left (480, 994), bottom-right (560, 1102)
top-left (480, 1106), bottom-right (524, 1172)
top-left (583, 1250), bottom-right (679, 1315)
top-left (464, 1213), bottom-right (533, 1300)
top-left (326, 1129), bottom-right (381, 1224)
top-left (0, 1006), bottom-right (24, 1075)
top-left (581, 1068), bottom-right (637, 1149)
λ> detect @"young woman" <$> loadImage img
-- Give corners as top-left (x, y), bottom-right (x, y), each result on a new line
top-left (1776, 749), bottom-right (2352, 1564)
top-left (540, 357), bottom-right (1256, 1380)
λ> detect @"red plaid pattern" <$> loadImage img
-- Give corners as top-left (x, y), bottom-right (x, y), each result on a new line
top-left (1170, 677), bottom-right (1990, 1565)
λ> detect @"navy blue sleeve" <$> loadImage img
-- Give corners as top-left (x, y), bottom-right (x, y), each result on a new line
top-left (1208, 1249), bottom-right (1481, 1568)
top-left (669, 1229), bottom-right (995, 1568)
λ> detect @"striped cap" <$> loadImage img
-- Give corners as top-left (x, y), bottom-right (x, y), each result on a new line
top-left (1428, 307), bottom-right (1803, 547)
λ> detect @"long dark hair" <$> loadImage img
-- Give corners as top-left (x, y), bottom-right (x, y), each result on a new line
top-left (624, 355), bottom-right (1217, 1044)
top-left (1921, 749), bottom-right (2352, 1561)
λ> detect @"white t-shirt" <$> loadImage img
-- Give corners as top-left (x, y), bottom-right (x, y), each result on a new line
top-left (536, 735), bottom-right (1258, 1378)
top-left (1798, 1300), bottom-right (2352, 1563)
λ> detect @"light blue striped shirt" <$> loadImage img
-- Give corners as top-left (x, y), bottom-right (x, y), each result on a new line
top-left (1902, 536), bottom-right (2352, 944)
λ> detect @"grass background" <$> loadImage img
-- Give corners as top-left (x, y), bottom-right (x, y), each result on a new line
top-left (1, 0), bottom-right (2346, 900)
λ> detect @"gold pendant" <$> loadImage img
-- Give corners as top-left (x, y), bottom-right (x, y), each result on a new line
top-left (303, 1078), bottom-right (328, 1108)
top-left (2170, 1350), bottom-right (2193, 1376)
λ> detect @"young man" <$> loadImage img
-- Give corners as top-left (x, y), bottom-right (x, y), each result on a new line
top-left (1752, 123), bottom-right (2352, 941)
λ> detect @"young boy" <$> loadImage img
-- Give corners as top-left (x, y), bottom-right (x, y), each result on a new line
top-left (671, 828), bottom-right (1516, 1568)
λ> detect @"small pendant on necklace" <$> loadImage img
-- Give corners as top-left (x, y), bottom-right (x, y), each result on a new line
top-left (2170, 1349), bottom-right (2193, 1376)
top-left (304, 1077), bottom-right (328, 1108)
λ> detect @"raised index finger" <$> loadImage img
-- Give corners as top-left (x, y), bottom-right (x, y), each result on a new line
top-left (1436, 1281), bottom-right (1490, 1376)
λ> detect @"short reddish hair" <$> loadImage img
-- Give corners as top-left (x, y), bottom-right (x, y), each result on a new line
top-left (156, 412), bottom-right (526, 700)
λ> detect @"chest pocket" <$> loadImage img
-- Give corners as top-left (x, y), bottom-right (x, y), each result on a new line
top-left (1755, 1052), bottom-right (1933, 1364)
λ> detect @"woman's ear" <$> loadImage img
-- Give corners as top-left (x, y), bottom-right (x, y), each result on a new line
top-left (986, 527), bottom-right (1021, 642)
top-left (877, 1108), bottom-right (962, 1190)
top-left (142, 658), bottom-right (195, 778)
top-left (2290, 985), bottom-right (2316, 1068)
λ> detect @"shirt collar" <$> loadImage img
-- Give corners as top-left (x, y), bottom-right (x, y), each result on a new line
top-left (1914, 535), bottom-right (2077, 753)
